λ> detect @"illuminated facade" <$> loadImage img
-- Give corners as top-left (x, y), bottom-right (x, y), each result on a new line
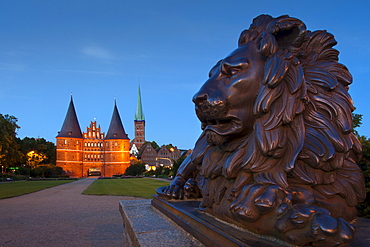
top-left (56, 97), bottom-right (130, 178)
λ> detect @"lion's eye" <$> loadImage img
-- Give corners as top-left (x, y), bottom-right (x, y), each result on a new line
top-left (222, 62), bottom-right (245, 78)
top-left (228, 68), bottom-right (239, 76)
top-left (225, 66), bottom-right (242, 78)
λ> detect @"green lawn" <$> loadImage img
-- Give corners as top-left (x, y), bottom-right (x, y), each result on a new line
top-left (0, 180), bottom-right (75, 199)
top-left (82, 178), bottom-right (169, 198)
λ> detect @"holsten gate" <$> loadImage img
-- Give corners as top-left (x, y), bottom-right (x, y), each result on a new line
top-left (56, 98), bottom-right (131, 178)
top-left (156, 14), bottom-right (366, 246)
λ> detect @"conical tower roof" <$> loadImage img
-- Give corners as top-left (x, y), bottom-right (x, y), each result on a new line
top-left (57, 96), bottom-right (83, 138)
top-left (135, 85), bottom-right (145, 121)
top-left (106, 100), bottom-right (129, 139)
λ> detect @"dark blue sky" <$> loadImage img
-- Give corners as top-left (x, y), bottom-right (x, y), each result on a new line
top-left (1, 0), bottom-right (369, 149)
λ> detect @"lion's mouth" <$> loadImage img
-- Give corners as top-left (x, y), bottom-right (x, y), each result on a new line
top-left (195, 99), bottom-right (243, 136)
top-left (201, 117), bottom-right (242, 136)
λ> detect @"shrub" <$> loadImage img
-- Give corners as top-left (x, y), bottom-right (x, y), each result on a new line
top-left (125, 163), bottom-right (146, 176)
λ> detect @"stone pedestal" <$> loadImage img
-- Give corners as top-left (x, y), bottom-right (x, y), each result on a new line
top-left (151, 196), bottom-right (290, 247)
top-left (120, 197), bottom-right (370, 246)
top-left (119, 199), bottom-right (203, 247)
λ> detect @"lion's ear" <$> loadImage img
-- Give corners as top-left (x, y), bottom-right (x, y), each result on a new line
top-left (267, 16), bottom-right (306, 53)
top-left (257, 31), bottom-right (278, 57)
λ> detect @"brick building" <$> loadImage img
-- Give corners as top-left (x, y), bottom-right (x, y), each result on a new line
top-left (138, 142), bottom-right (157, 167)
top-left (157, 145), bottom-right (181, 167)
top-left (56, 97), bottom-right (130, 178)
top-left (138, 142), bottom-right (187, 170)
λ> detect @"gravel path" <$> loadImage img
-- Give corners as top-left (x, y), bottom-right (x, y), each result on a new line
top-left (0, 178), bottom-right (140, 247)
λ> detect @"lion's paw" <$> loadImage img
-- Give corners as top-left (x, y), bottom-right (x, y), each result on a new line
top-left (275, 204), bottom-right (355, 247)
top-left (254, 185), bottom-right (288, 214)
top-left (184, 178), bottom-right (201, 199)
top-left (230, 184), bottom-right (288, 221)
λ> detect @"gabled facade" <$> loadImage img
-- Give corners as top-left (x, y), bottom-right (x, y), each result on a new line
top-left (138, 142), bottom-right (157, 166)
top-left (139, 143), bottom-right (185, 168)
top-left (156, 145), bottom-right (181, 167)
top-left (56, 98), bottom-right (130, 178)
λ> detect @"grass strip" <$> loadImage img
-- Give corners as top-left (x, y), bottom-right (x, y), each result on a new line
top-left (82, 178), bottom-right (169, 198)
top-left (0, 180), bottom-right (75, 199)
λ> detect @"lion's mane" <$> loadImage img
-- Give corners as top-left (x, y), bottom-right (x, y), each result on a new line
top-left (191, 15), bottom-right (365, 208)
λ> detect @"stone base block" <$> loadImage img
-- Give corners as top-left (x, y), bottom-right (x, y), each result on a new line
top-left (119, 199), bottom-right (203, 247)
top-left (120, 197), bottom-right (370, 247)
top-left (151, 196), bottom-right (370, 247)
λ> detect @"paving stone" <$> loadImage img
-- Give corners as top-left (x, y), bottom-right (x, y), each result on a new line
top-left (0, 178), bottom-right (140, 247)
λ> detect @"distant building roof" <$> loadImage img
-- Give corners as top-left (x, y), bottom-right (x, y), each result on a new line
top-left (134, 85), bottom-right (145, 121)
top-left (57, 96), bottom-right (83, 138)
top-left (106, 100), bottom-right (129, 140)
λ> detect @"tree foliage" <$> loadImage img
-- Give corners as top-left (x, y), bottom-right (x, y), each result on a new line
top-left (142, 141), bottom-right (160, 150)
top-left (352, 112), bottom-right (370, 218)
top-left (124, 163), bottom-right (146, 176)
top-left (172, 155), bottom-right (186, 176)
top-left (0, 114), bottom-right (56, 172)
top-left (150, 141), bottom-right (160, 150)
top-left (165, 144), bottom-right (174, 150)
top-left (19, 137), bottom-right (56, 165)
top-left (356, 135), bottom-right (370, 218)
top-left (352, 112), bottom-right (363, 136)
top-left (0, 114), bottom-right (22, 168)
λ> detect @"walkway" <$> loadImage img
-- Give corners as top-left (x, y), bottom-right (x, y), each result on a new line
top-left (0, 178), bottom-right (139, 247)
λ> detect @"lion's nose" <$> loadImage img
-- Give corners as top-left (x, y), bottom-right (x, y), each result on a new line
top-left (192, 93), bottom-right (208, 105)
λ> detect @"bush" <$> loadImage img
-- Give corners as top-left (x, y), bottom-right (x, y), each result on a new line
top-left (15, 166), bottom-right (31, 176)
top-left (0, 173), bottom-right (28, 181)
top-left (125, 163), bottom-right (146, 176)
top-left (14, 165), bottom-right (63, 178)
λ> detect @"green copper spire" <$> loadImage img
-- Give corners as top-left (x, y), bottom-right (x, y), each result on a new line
top-left (135, 85), bottom-right (145, 121)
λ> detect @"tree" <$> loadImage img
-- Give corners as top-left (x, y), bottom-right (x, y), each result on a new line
top-left (0, 114), bottom-right (22, 169)
top-left (352, 111), bottom-right (370, 218)
top-left (27, 151), bottom-right (46, 168)
top-left (172, 155), bottom-right (186, 176)
top-left (19, 137), bottom-right (56, 166)
top-left (144, 141), bottom-right (159, 150)
top-left (355, 135), bottom-right (370, 218)
top-left (352, 112), bottom-right (363, 137)
top-left (124, 162), bottom-right (146, 176)
top-left (165, 144), bottom-right (175, 150)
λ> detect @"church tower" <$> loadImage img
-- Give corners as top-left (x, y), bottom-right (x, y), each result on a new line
top-left (104, 100), bottom-right (131, 176)
top-left (56, 96), bottom-right (84, 177)
top-left (132, 85), bottom-right (146, 150)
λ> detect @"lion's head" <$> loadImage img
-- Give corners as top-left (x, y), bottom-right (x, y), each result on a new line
top-left (191, 14), bottom-right (365, 207)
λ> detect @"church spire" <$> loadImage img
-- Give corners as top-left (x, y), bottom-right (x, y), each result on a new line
top-left (135, 85), bottom-right (145, 121)
top-left (106, 100), bottom-right (129, 139)
top-left (57, 96), bottom-right (82, 138)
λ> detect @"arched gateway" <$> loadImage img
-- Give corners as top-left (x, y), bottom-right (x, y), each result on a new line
top-left (88, 168), bottom-right (101, 176)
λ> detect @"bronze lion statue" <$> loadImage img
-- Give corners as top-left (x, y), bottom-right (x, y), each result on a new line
top-left (158, 14), bottom-right (366, 246)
